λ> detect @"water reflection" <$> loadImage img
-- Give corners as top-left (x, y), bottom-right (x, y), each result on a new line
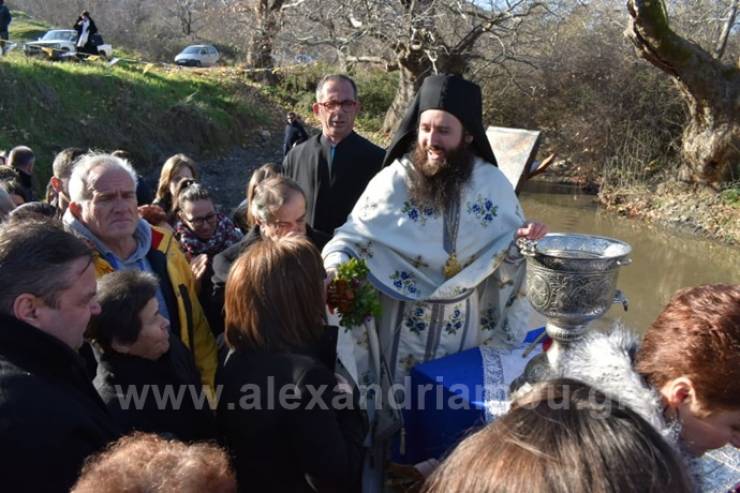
top-left (519, 181), bottom-right (740, 333)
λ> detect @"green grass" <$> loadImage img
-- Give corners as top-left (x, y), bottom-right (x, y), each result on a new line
top-left (1, 11), bottom-right (398, 189)
top-left (257, 62), bottom-right (397, 142)
top-left (720, 185), bottom-right (740, 207)
top-left (0, 52), bottom-right (274, 184)
top-left (7, 10), bottom-right (49, 41)
top-left (1, 11), bottom-right (279, 187)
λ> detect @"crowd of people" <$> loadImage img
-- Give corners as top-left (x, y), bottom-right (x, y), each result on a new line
top-left (0, 72), bottom-right (737, 493)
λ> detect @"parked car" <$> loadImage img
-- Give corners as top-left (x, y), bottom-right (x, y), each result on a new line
top-left (24, 29), bottom-right (112, 59)
top-left (174, 44), bottom-right (220, 67)
top-left (294, 54), bottom-right (315, 64)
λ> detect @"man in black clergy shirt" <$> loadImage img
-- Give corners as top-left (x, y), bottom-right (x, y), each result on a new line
top-left (282, 74), bottom-right (384, 236)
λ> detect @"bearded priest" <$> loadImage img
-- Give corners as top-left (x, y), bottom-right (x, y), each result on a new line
top-left (323, 74), bottom-right (547, 489)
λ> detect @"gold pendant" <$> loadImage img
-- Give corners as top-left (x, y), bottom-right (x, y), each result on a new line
top-left (443, 253), bottom-right (462, 279)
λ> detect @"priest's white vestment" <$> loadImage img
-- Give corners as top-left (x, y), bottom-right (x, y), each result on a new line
top-left (323, 155), bottom-right (532, 389)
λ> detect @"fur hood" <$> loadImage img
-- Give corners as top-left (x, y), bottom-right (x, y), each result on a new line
top-left (557, 325), bottom-right (671, 439)
top-left (556, 325), bottom-right (716, 491)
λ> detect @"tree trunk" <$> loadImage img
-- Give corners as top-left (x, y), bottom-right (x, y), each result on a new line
top-left (247, 1), bottom-right (281, 82)
top-left (381, 64), bottom-right (423, 135)
top-left (381, 46), bottom-right (472, 135)
top-left (626, 0), bottom-right (740, 184)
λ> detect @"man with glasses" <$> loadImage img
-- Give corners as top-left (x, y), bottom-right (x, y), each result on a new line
top-left (63, 153), bottom-right (218, 391)
top-left (282, 74), bottom-right (384, 237)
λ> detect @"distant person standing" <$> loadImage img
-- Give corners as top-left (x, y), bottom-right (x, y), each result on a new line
top-left (73, 10), bottom-right (98, 55)
top-left (7, 145), bottom-right (35, 202)
top-left (0, 0), bottom-right (11, 56)
top-left (282, 74), bottom-right (384, 236)
top-left (282, 111), bottom-right (309, 156)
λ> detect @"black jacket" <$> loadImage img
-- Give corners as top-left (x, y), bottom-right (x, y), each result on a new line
top-left (0, 5), bottom-right (11, 32)
top-left (93, 336), bottom-right (216, 443)
top-left (0, 314), bottom-right (120, 493)
top-left (209, 225), bottom-right (330, 336)
top-left (282, 132), bottom-right (384, 236)
top-left (283, 120), bottom-right (309, 156)
top-left (73, 16), bottom-right (99, 54)
top-left (216, 327), bottom-right (366, 493)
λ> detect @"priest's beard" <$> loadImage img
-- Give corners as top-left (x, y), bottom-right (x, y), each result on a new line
top-left (408, 139), bottom-right (475, 211)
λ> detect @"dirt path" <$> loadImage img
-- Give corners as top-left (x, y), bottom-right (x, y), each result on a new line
top-left (197, 136), bottom-right (284, 213)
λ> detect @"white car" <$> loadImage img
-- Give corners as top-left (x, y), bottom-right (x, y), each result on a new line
top-left (23, 29), bottom-right (112, 59)
top-left (175, 44), bottom-right (220, 67)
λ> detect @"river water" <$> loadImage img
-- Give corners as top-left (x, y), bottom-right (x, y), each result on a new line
top-left (519, 181), bottom-right (740, 333)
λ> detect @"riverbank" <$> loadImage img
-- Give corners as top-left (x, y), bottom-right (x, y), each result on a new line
top-left (598, 181), bottom-right (740, 246)
top-left (532, 161), bottom-right (739, 246)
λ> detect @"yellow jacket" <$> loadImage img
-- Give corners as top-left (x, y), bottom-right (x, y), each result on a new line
top-left (92, 226), bottom-right (218, 389)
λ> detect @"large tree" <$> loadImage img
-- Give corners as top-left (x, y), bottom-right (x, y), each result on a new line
top-left (626, 0), bottom-right (740, 184)
top-left (289, 0), bottom-right (548, 133)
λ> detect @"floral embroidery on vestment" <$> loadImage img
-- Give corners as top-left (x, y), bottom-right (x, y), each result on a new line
top-left (444, 305), bottom-right (465, 335)
top-left (404, 305), bottom-right (430, 335)
top-left (390, 270), bottom-right (419, 296)
top-left (401, 200), bottom-right (436, 225)
top-left (466, 195), bottom-right (498, 227)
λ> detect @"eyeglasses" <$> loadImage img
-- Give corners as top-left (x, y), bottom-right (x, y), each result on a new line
top-left (183, 212), bottom-right (217, 226)
top-left (317, 100), bottom-right (357, 111)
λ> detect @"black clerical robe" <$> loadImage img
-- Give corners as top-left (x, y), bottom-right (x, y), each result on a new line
top-left (282, 132), bottom-right (384, 236)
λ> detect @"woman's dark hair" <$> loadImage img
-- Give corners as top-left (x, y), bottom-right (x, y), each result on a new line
top-left (87, 271), bottom-right (160, 352)
top-left (224, 236), bottom-right (325, 352)
top-left (0, 165), bottom-right (19, 182)
top-left (7, 146), bottom-right (35, 170)
top-left (173, 180), bottom-right (211, 216)
top-left (423, 378), bottom-right (692, 493)
top-left (8, 202), bottom-right (58, 221)
top-left (3, 179), bottom-right (25, 200)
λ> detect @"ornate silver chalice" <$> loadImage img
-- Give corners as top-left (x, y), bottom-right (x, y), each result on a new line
top-left (510, 233), bottom-right (632, 393)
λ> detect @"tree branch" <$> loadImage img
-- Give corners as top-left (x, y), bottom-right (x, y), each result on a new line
top-left (713, 0), bottom-right (738, 60)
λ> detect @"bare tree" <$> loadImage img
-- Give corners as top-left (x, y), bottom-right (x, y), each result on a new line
top-left (714, 0), bottom-right (739, 59)
top-left (217, 0), bottom-right (305, 79)
top-left (626, 0), bottom-right (740, 184)
top-left (288, 0), bottom-right (548, 133)
top-left (163, 0), bottom-right (208, 37)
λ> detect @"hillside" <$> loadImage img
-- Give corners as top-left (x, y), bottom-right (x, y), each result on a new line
top-left (0, 11), bottom-right (399, 188)
top-left (0, 11), bottom-right (287, 184)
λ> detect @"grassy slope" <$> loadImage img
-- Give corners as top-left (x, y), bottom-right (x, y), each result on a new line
top-left (0, 11), bottom-right (279, 184)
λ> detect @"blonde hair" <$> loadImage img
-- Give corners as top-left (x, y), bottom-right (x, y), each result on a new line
top-left (72, 432), bottom-right (236, 493)
top-left (155, 154), bottom-right (198, 208)
top-left (249, 175), bottom-right (305, 226)
top-left (245, 163), bottom-right (281, 226)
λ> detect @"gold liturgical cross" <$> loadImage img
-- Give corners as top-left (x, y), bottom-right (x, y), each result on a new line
top-left (443, 252), bottom-right (462, 279)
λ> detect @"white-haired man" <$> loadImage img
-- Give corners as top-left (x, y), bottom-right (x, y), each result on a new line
top-left (63, 153), bottom-right (218, 389)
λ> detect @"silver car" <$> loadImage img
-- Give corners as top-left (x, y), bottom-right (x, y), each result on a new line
top-left (174, 44), bottom-right (220, 67)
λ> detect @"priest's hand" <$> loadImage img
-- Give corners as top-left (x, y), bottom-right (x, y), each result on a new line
top-left (516, 221), bottom-right (548, 240)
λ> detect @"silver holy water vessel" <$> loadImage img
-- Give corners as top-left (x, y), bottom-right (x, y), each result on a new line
top-left (510, 233), bottom-right (632, 393)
